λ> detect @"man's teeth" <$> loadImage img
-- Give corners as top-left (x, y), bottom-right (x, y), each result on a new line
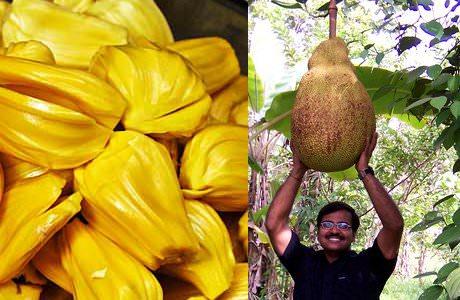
top-left (328, 237), bottom-right (341, 241)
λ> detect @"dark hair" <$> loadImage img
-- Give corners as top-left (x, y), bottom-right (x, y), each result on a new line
top-left (316, 201), bottom-right (360, 233)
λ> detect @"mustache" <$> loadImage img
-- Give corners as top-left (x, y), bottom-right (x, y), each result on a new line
top-left (326, 234), bottom-right (344, 240)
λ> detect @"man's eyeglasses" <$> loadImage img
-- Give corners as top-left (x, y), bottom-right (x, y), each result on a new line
top-left (320, 221), bottom-right (352, 231)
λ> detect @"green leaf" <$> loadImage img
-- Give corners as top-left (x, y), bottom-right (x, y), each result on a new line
top-left (360, 49), bottom-right (368, 59)
top-left (414, 271), bottom-right (437, 279)
top-left (405, 97), bottom-right (434, 111)
top-left (427, 64), bottom-right (442, 79)
top-left (327, 165), bottom-right (358, 181)
top-left (373, 85), bottom-right (394, 101)
top-left (433, 127), bottom-right (450, 150)
top-left (429, 96), bottom-right (448, 110)
top-left (421, 20), bottom-right (445, 38)
top-left (249, 155), bottom-right (263, 174)
top-left (393, 113), bottom-right (426, 129)
top-left (264, 91), bottom-right (296, 138)
top-left (431, 73), bottom-right (452, 88)
top-left (435, 262), bottom-right (460, 284)
top-left (252, 204), bottom-right (269, 224)
top-left (248, 55), bottom-right (264, 112)
top-left (453, 208), bottom-right (460, 225)
top-left (433, 224), bottom-right (460, 245)
top-left (445, 267), bottom-right (460, 299)
top-left (433, 194), bottom-right (455, 208)
top-left (407, 66), bottom-right (427, 83)
top-left (411, 212), bottom-right (443, 232)
top-left (435, 109), bottom-right (451, 126)
top-left (271, 0), bottom-right (302, 9)
top-left (418, 285), bottom-right (443, 300)
top-left (253, 225), bottom-right (270, 244)
top-left (364, 43), bottom-right (375, 50)
top-left (448, 76), bottom-right (460, 92)
top-left (376, 52), bottom-right (384, 65)
top-left (397, 36), bottom-right (421, 55)
top-left (450, 101), bottom-right (460, 118)
top-left (355, 67), bottom-right (412, 114)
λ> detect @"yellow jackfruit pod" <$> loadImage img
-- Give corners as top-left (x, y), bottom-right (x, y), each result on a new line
top-left (161, 200), bottom-right (235, 299)
top-left (0, 281), bottom-right (41, 300)
top-left (209, 76), bottom-right (247, 125)
top-left (5, 40), bottom-right (55, 64)
top-left (0, 162), bottom-right (3, 202)
top-left (0, 173), bottom-right (82, 283)
top-left (0, 55), bottom-right (126, 169)
top-left (230, 100), bottom-right (248, 126)
top-left (0, 154), bottom-right (47, 186)
top-left (180, 125), bottom-right (248, 211)
top-left (86, 0), bottom-right (173, 47)
top-left (53, 0), bottom-right (94, 13)
top-left (167, 37), bottom-right (240, 94)
top-left (218, 263), bottom-right (248, 300)
top-left (238, 211), bottom-right (248, 257)
top-left (90, 45), bottom-right (211, 138)
top-left (0, 1), bottom-right (9, 48)
top-left (16, 264), bottom-right (47, 286)
top-left (219, 213), bottom-right (247, 263)
top-left (74, 131), bottom-right (199, 270)
top-left (34, 220), bottom-right (163, 300)
top-left (3, 0), bottom-right (128, 68)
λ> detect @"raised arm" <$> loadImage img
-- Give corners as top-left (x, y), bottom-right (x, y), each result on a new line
top-left (265, 146), bottom-right (308, 256)
top-left (357, 132), bottom-right (404, 260)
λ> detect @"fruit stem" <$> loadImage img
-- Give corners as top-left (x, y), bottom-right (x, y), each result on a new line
top-left (329, 0), bottom-right (337, 38)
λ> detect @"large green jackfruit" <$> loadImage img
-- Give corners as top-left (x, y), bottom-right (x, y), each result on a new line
top-left (161, 200), bottom-right (235, 299)
top-left (0, 281), bottom-right (41, 300)
top-left (180, 125), bottom-right (248, 211)
top-left (86, 0), bottom-right (174, 47)
top-left (0, 55), bottom-right (126, 169)
top-left (0, 173), bottom-right (81, 283)
top-left (74, 131), bottom-right (199, 270)
top-left (2, 0), bottom-right (128, 68)
top-left (90, 45), bottom-right (210, 138)
top-left (292, 37), bottom-right (376, 172)
top-left (33, 220), bottom-right (163, 300)
top-left (167, 37), bottom-right (240, 94)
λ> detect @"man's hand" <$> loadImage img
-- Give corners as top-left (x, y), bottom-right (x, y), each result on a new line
top-left (356, 131), bottom-right (378, 171)
top-left (290, 143), bottom-right (308, 177)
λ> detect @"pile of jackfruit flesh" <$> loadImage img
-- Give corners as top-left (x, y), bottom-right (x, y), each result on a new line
top-left (0, 0), bottom-right (248, 299)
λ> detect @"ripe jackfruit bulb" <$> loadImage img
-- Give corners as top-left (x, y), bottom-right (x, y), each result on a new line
top-left (291, 37), bottom-right (376, 172)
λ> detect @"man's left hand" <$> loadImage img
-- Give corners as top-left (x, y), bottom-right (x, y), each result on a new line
top-left (355, 131), bottom-right (378, 171)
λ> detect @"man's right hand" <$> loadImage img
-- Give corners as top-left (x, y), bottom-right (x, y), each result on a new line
top-left (290, 143), bottom-right (308, 178)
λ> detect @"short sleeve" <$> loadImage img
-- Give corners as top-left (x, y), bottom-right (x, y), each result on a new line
top-left (278, 231), bottom-right (314, 278)
top-left (367, 239), bottom-right (397, 279)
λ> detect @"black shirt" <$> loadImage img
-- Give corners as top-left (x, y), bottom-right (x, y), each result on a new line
top-left (278, 232), bottom-right (397, 300)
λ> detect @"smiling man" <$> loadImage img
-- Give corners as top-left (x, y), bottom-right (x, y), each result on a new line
top-left (265, 132), bottom-right (404, 299)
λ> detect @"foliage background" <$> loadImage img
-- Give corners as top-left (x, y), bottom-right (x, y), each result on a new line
top-left (248, 0), bottom-right (460, 299)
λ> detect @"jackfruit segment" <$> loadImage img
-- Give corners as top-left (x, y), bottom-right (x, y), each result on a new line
top-left (86, 0), bottom-right (173, 47)
top-left (35, 220), bottom-right (163, 300)
top-left (209, 76), bottom-right (247, 124)
top-left (74, 131), bottom-right (199, 270)
top-left (180, 125), bottom-right (248, 212)
top-left (219, 213), bottom-right (247, 263)
top-left (0, 154), bottom-right (47, 186)
top-left (0, 173), bottom-right (81, 283)
top-left (0, 1), bottom-right (10, 48)
top-left (168, 37), bottom-right (240, 94)
top-left (161, 200), bottom-right (235, 299)
top-left (5, 40), bottom-right (55, 64)
top-left (218, 263), bottom-right (248, 300)
top-left (238, 211), bottom-right (248, 257)
top-left (0, 55), bottom-right (126, 129)
top-left (2, 0), bottom-right (128, 68)
top-left (16, 264), bottom-right (47, 286)
top-left (0, 281), bottom-right (41, 300)
top-left (0, 162), bottom-right (3, 202)
top-left (90, 45), bottom-right (210, 138)
top-left (229, 100), bottom-right (248, 126)
top-left (155, 138), bottom-right (179, 172)
top-left (53, 0), bottom-right (93, 13)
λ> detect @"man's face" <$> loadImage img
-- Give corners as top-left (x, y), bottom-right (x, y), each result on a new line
top-left (317, 210), bottom-right (355, 252)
